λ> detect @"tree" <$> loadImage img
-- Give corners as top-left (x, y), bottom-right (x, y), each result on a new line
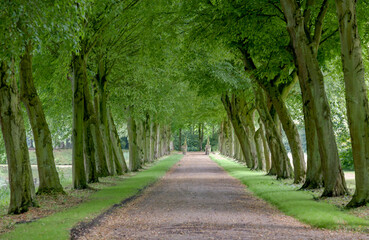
top-left (0, 61), bottom-right (37, 214)
top-left (19, 42), bottom-right (64, 194)
top-left (335, 0), bottom-right (369, 207)
top-left (280, 0), bottom-right (348, 196)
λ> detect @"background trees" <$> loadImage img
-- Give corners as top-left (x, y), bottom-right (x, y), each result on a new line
top-left (1, 0), bottom-right (369, 214)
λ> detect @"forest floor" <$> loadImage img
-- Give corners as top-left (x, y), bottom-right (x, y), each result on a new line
top-left (1, 155), bottom-right (181, 239)
top-left (0, 175), bottom-right (131, 234)
top-left (0, 149), bottom-right (129, 235)
top-left (77, 152), bottom-right (369, 240)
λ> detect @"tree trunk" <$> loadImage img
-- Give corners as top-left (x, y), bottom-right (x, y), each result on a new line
top-left (143, 118), bottom-right (148, 163)
top-left (242, 112), bottom-right (259, 169)
top-left (96, 71), bottom-right (115, 175)
top-left (19, 42), bottom-right (64, 194)
top-left (83, 119), bottom-right (98, 183)
top-left (159, 125), bottom-right (164, 157)
top-left (0, 61), bottom-right (36, 214)
top-left (167, 126), bottom-right (171, 154)
top-left (222, 121), bottom-right (228, 156)
top-left (136, 121), bottom-right (144, 163)
top-left (198, 124), bottom-right (201, 151)
top-left (301, 80), bottom-right (323, 189)
top-left (145, 114), bottom-right (151, 162)
top-left (221, 94), bottom-right (253, 167)
top-left (280, 0), bottom-right (347, 196)
top-left (165, 126), bottom-right (168, 155)
top-left (219, 121), bottom-right (225, 155)
top-left (178, 128), bottom-right (182, 151)
top-left (72, 53), bottom-right (87, 189)
top-left (258, 119), bottom-right (271, 172)
top-left (226, 119), bottom-right (233, 158)
top-left (267, 85), bottom-right (306, 183)
top-left (336, 0), bottom-right (369, 207)
top-left (82, 69), bottom-right (99, 184)
top-left (150, 122), bottom-right (155, 161)
top-left (201, 124), bottom-right (204, 151)
top-left (108, 109), bottom-right (127, 174)
top-left (153, 123), bottom-right (158, 159)
top-left (127, 113), bottom-right (139, 171)
top-left (100, 114), bottom-right (115, 175)
top-left (92, 86), bottom-right (109, 177)
top-left (234, 136), bottom-right (239, 160)
top-left (255, 129), bottom-right (265, 171)
top-left (141, 120), bottom-right (147, 163)
top-left (255, 86), bottom-right (293, 179)
top-left (230, 124), bottom-right (235, 157)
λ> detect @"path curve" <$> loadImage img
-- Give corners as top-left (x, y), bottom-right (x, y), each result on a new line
top-left (78, 153), bottom-right (368, 240)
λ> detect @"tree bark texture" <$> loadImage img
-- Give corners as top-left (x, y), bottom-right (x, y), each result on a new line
top-left (96, 70), bottom-right (115, 175)
top-left (258, 119), bottom-right (271, 172)
top-left (145, 114), bottom-right (151, 162)
top-left (127, 114), bottom-right (140, 171)
top-left (255, 128), bottom-right (266, 171)
top-left (336, 0), bottom-right (369, 207)
top-left (92, 88), bottom-right (109, 177)
top-left (150, 122), bottom-right (155, 161)
top-left (166, 126), bottom-right (171, 154)
top-left (255, 87), bottom-right (293, 179)
top-left (72, 53), bottom-right (87, 189)
top-left (280, 0), bottom-right (347, 196)
top-left (153, 123), bottom-right (159, 159)
top-left (219, 121), bottom-right (224, 155)
top-left (221, 94), bottom-right (253, 167)
top-left (266, 84), bottom-right (306, 183)
top-left (19, 43), bottom-right (64, 193)
top-left (242, 112), bottom-right (259, 169)
top-left (108, 109), bottom-right (127, 174)
top-left (0, 61), bottom-right (36, 214)
top-left (82, 70), bottom-right (98, 183)
top-left (300, 78), bottom-right (323, 189)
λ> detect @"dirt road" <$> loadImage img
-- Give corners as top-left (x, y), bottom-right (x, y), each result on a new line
top-left (78, 153), bottom-right (368, 240)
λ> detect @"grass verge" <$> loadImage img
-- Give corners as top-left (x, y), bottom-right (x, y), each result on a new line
top-left (211, 154), bottom-right (369, 231)
top-left (1, 154), bottom-right (182, 240)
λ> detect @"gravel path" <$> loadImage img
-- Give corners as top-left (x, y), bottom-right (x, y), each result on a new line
top-left (78, 153), bottom-right (368, 240)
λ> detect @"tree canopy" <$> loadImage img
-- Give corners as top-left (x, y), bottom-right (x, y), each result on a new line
top-left (1, 0), bottom-right (369, 214)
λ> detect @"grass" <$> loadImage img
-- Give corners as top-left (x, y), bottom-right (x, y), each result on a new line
top-left (29, 149), bottom-right (72, 165)
top-left (0, 166), bottom-right (73, 215)
top-left (0, 149), bottom-right (129, 211)
top-left (28, 149), bottom-right (129, 165)
top-left (211, 154), bottom-right (369, 231)
top-left (1, 154), bottom-right (182, 240)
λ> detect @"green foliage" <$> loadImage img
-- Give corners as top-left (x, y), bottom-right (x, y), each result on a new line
top-left (173, 124), bottom-right (219, 151)
top-left (340, 149), bottom-right (354, 171)
top-left (1, 154), bottom-right (182, 240)
top-left (211, 155), bottom-right (369, 230)
top-left (1, 0), bottom-right (364, 215)
top-left (0, 138), bottom-right (6, 164)
top-left (324, 58), bottom-right (353, 169)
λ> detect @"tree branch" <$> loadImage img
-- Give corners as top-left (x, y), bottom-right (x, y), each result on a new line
top-left (303, 0), bottom-right (315, 42)
top-left (319, 27), bottom-right (338, 46)
top-left (312, 0), bottom-right (329, 48)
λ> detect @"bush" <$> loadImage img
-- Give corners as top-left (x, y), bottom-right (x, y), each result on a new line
top-left (0, 138), bottom-right (6, 164)
top-left (340, 148), bottom-right (354, 170)
top-left (0, 153), bottom-right (6, 164)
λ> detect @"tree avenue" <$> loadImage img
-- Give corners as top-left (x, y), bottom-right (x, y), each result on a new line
top-left (0, 0), bottom-right (369, 217)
